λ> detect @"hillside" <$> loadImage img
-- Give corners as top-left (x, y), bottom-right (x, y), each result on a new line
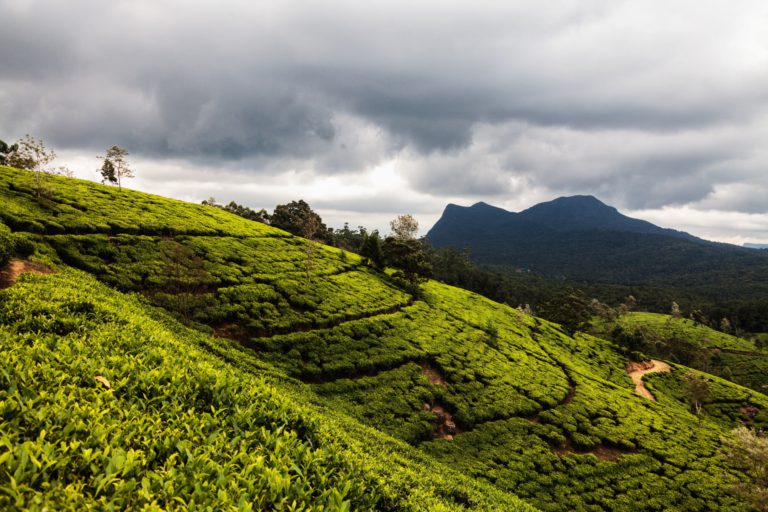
top-left (593, 312), bottom-right (768, 394)
top-left (1, 166), bottom-right (767, 511)
top-left (426, 197), bottom-right (768, 302)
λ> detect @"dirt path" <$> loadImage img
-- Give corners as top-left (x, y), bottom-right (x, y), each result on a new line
top-left (626, 360), bottom-right (671, 401)
top-left (421, 361), bottom-right (447, 386)
top-left (420, 361), bottom-right (462, 440)
top-left (0, 259), bottom-right (53, 289)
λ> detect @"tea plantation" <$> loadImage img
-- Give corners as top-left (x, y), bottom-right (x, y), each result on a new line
top-left (1, 166), bottom-right (767, 511)
top-left (594, 312), bottom-right (768, 394)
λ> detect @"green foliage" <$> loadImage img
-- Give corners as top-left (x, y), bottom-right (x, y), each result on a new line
top-left (99, 158), bottom-right (116, 185)
top-left (330, 223), bottom-right (368, 252)
top-left (203, 199), bottom-right (270, 224)
top-left (271, 200), bottom-right (331, 242)
top-left (98, 145), bottom-right (133, 190)
top-left (359, 230), bottom-right (384, 269)
top-left (537, 291), bottom-right (592, 335)
top-left (1, 165), bottom-right (765, 511)
top-left (594, 312), bottom-right (768, 393)
top-left (0, 167), bottom-right (279, 237)
top-left (0, 269), bottom-right (534, 511)
top-left (0, 222), bottom-right (13, 267)
top-left (383, 237), bottom-right (432, 286)
top-left (0, 139), bottom-right (16, 166)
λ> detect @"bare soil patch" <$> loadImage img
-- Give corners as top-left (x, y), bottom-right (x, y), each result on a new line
top-left (212, 323), bottom-right (249, 342)
top-left (0, 259), bottom-right (53, 289)
top-left (421, 361), bottom-right (447, 386)
top-left (420, 361), bottom-right (463, 440)
top-left (740, 404), bottom-right (760, 424)
top-left (425, 403), bottom-right (463, 440)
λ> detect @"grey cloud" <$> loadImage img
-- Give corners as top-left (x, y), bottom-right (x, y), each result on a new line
top-left (2, 0), bottom-right (768, 228)
top-left (3, 1), bottom-right (767, 160)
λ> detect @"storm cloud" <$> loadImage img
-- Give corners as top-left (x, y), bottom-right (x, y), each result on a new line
top-left (1, 0), bottom-right (767, 242)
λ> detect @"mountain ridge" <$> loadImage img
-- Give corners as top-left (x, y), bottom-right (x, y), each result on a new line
top-left (427, 195), bottom-right (768, 287)
top-left (436, 195), bottom-right (698, 240)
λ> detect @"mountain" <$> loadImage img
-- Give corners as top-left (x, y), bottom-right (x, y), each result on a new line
top-left (744, 243), bottom-right (768, 249)
top-left (518, 195), bottom-right (693, 238)
top-left (2, 166), bottom-right (767, 511)
top-left (427, 196), bottom-right (768, 294)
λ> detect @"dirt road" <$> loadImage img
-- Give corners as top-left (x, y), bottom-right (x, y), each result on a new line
top-left (626, 360), bottom-right (671, 401)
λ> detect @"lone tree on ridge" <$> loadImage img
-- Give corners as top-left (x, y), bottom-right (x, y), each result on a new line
top-left (98, 145), bottom-right (134, 190)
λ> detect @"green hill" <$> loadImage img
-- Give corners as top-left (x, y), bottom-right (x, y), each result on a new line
top-left (1, 166), bottom-right (767, 511)
top-left (593, 311), bottom-right (768, 395)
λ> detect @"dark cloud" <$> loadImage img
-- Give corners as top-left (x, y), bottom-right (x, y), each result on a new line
top-left (1, 0), bottom-right (768, 238)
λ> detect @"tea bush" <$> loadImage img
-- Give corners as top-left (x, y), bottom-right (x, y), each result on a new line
top-left (1, 165), bottom-right (764, 511)
top-left (0, 268), bottom-right (535, 511)
top-left (0, 221), bottom-right (12, 266)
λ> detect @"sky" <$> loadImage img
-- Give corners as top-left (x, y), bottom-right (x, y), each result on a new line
top-left (2, 0), bottom-right (768, 244)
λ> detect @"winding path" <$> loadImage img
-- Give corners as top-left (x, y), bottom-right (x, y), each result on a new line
top-left (626, 360), bottom-right (671, 400)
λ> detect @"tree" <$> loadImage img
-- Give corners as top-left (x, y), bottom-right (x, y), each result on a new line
top-left (300, 213), bottom-right (322, 286)
top-left (98, 145), bottom-right (134, 190)
top-left (5, 134), bottom-right (60, 198)
top-left (202, 198), bottom-right (270, 224)
top-left (682, 372), bottom-right (711, 425)
top-left (0, 139), bottom-right (18, 165)
top-left (382, 236), bottom-right (432, 287)
top-left (222, 201), bottom-right (270, 223)
top-left (538, 291), bottom-right (592, 335)
top-left (617, 295), bottom-right (637, 317)
top-left (723, 427), bottom-right (768, 511)
top-left (271, 200), bottom-right (330, 242)
top-left (390, 214), bottom-right (419, 240)
top-left (359, 230), bottom-right (384, 268)
top-left (99, 158), bottom-right (117, 186)
top-left (590, 298), bottom-right (616, 322)
top-left (332, 223), bottom-right (367, 252)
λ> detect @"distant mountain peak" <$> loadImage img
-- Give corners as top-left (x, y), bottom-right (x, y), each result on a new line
top-left (549, 194), bottom-right (604, 204)
top-left (522, 195), bottom-right (616, 215)
top-left (428, 195), bottom-right (698, 254)
top-left (517, 195), bottom-right (683, 236)
top-left (470, 201), bottom-right (506, 210)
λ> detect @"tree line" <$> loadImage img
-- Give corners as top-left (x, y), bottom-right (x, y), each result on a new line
top-left (202, 197), bottom-right (432, 293)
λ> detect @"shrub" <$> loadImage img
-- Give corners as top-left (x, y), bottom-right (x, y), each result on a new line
top-left (0, 222), bottom-right (13, 266)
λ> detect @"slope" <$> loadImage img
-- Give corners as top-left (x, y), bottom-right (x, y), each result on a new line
top-left (593, 312), bottom-right (768, 394)
top-left (1, 166), bottom-right (766, 511)
top-left (0, 267), bottom-right (535, 511)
